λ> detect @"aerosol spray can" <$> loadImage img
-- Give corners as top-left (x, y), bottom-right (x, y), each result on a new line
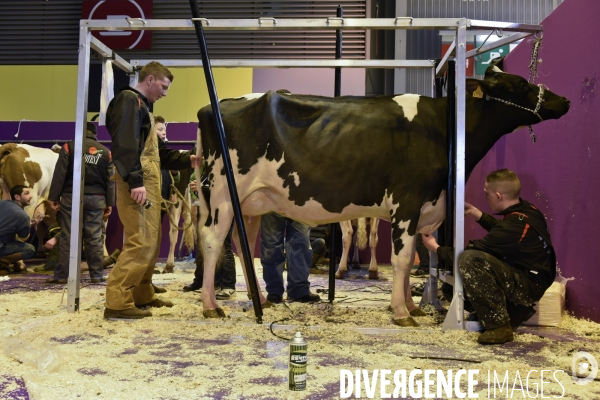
top-left (289, 331), bottom-right (307, 391)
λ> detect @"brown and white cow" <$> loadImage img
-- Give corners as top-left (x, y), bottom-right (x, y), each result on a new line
top-left (0, 143), bottom-right (58, 251)
top-left (195, 66), bottom-right (570, 326)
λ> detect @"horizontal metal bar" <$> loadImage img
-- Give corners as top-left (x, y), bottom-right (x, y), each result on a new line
top-left (83, 18), bottom-right (469, 31)
top-left (436, 39), bottom-right (456, 76)
top-left (465, 31), bottom-right (533, 58)
top-left (130, 59), bottom-right (434, 69)
top-left (468, 20), bottom-right (543, 33)
top-left (90, 36), bottom-right (133, 73)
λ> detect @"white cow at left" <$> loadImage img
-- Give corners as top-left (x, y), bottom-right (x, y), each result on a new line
top-left (0, 143), bottom-right (59, 252)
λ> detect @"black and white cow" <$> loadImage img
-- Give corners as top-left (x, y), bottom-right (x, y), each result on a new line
top-left (195, 65), bottom-right (570, 326)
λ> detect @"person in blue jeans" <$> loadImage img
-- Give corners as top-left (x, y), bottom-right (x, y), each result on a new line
top-left (260, 212), bottom-right (320, 303)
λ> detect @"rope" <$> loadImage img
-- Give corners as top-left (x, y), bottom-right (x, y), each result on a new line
top-left (161, 171), bottom-right (194, 232)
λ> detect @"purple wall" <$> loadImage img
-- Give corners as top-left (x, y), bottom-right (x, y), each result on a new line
top-left (465, 0), bottom-right (600, 321)
top-left (253, 68), bottom-right (366, 96)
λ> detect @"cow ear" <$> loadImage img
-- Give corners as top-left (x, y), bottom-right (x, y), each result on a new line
top-left (466, 79), bottom-right (486, 99)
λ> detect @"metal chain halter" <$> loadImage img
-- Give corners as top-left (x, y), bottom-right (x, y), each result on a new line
top-left (486, 84), bottom-right (546, 143)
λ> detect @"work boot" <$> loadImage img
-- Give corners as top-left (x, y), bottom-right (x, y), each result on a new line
top-left (411, 266), bottom-right (429, 277)
top-left (102, 249), bottom-right (121, 269)
top-left (104, 307), bottom-right (152, 319)
top-left (34, 260), bottom-right (57, 273)
top-left (138, 298), bottom-right (174, 308)
top-left (294, 293), bottom-right (321, 303)
top-left (0, 252), bottom-right (24, 266)
top-left (477, 322), bottom-right (514, 344)
top-left (508, 304), bottom-right (537, 330)
top-left (152, 283), bottom-right (167, 293)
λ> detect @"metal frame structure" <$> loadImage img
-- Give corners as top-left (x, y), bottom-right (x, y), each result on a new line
top-left (70, 17), bottom-right (542, 330)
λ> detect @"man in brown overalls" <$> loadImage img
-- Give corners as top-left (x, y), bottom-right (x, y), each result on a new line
top-left (104, 61), bottom-right (197, 319)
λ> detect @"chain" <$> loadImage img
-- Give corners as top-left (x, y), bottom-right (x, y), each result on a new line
top-left (528, 35), bottom-right (543, 83)
top-left (486, 84), bottom-right (545, 143)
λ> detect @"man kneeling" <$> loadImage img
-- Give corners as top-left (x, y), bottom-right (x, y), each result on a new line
top-left (423, 169), bottom-right (556, 344)
top-left (0, 186), bottom-right (36, 273)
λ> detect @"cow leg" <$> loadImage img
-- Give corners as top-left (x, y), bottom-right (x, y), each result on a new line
top-left (232, 216), bottom-right (268, 306)
top-left (199, 217), bottom-right (231, 316)
top-left (165, 201), bottom-right (183, 272)
top-left (389, 229), bottom-right (419, 327)
top-left (368, 218), bottom-right (380, 280)
top-left (335, 221), bottom-right (353, 279)
top-left (351, 239), bottom-right (361, 269)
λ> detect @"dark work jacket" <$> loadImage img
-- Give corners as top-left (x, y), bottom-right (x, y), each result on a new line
top-left (106, 87), bottom-right (191, 189)
top-left (48, 132), bottom-right (116, 206)
top-left (438, 199), bottom-right (556, 292)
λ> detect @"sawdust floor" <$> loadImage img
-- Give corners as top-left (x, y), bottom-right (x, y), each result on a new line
top-left (0, 258), bottom-right (599, 399)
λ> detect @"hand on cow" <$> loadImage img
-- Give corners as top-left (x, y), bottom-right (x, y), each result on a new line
top-left (50, 201), bottom-right (60, 211)
top-left (464, 202), bottom-right (482, 221)
top-left (190, 180), bottom-right (197, 193)
top-left (421, 233), bottom-right (439, 252)
top-left (104, 206), bottom-right (112, 217)
top-left (130, 186), bottom-right (147, 206)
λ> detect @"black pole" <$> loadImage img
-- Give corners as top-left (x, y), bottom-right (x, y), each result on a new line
top-left (434, 61), bottom-right (446, 271)
top-left (445, 60), bottom-right (456, 274)
top-left (328, 5), bottom-right (343, 303)
top-left (188, 0), bottom-right (263, 323)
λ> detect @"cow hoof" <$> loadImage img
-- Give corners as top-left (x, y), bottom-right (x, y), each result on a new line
top-left (368, 271), bottom-right (379, 280)
top-left (335, 271), bottom-right (346, 279)
top-left (261, 300), bottom-right (274, 309)
top-left (163, 264), bottom-right (175, 274)
top-left (393, 316), bottom-right (419, 327)
top-left (203, 308), bottom-right (225, 318)
top-left (410, 308), bottom-right (427, 317)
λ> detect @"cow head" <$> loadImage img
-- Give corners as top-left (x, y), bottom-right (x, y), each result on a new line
top-left (466, 64), bottom-right (570, 123)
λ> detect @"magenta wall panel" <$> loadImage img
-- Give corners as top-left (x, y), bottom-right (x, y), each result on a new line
top-left (465, 0), bottom-right (600, 321)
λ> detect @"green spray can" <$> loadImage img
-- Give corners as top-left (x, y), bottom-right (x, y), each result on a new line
top-left (289, 331), bottom-right (307, 391)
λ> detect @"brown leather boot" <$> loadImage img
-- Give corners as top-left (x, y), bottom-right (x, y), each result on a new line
top-left (0, 252), bottom-right (24, 265)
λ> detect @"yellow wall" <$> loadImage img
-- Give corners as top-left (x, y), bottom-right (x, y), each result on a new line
top-left (1, 65), bottom-right (78, 121)
top-left (0, 66), bottom-right (252, 123)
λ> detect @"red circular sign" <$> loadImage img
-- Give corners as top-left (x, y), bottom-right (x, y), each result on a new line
top-left (83, 0), bottom-right (153, 50)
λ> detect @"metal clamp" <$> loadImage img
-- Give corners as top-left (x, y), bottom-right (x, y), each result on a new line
top-left (258, 17), bottom-right (277, 26)
top-left (326, 17), bottom-right (344, 26)
top-left (191, 18), bottom-right (210, 26)
top-left (496, 28), bottom-right (503, 38)
top-left (126, 18), bottom-right (147, 26)
top-left (394, 17), bottom-right (413, 26)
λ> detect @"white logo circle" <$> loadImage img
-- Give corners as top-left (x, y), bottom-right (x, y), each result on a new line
top-left (572, 351), bottom-right (598, 385)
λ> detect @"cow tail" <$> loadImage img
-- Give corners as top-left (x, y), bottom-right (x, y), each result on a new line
top-left (195, 128), bottom-right (210, 232)
top-left (356, 218), bottom-right (368, 250)
top-left (181, 186), bottom-right (196, 252)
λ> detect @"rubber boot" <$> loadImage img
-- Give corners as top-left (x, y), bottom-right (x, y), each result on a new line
top-left (477, 322), bottom-right (514, 344)
top-left (102, 249), bottom-right (121, 269)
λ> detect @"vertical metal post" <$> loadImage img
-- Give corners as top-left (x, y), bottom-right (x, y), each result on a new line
top-left (328, 5), bottom-right (343, 303)
top-left (443, 20), bottom-right (467, 331)
top-left (67, 22), bottom-right (91, 312)
top-left (188, 0), bottom-right (262, 323)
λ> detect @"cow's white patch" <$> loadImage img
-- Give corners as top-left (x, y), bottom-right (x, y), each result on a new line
top-left (232, 93), bottom-right (264, 101)
top-left (418, 190), bottom-right (446, 234)
top-left (492, 65), bottom-right (505, 73)
top-left (288, 172), bottom-right (300, 187)
top-left (392, 94), bottom-right (420, 122)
